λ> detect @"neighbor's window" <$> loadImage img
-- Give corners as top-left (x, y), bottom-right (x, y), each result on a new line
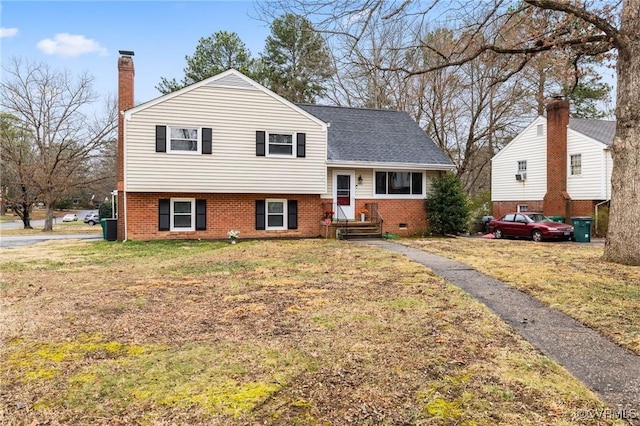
top-left (517, 160), bottom-right (527, 173)
top-left (375, 171), bottom-right (423, 196)
top-left (570, 154), bottom-right (582, 175)
top-left (517, 204), bottom-right (528, 212)
top-left (268, 132), bottom-right (294, 156)
top-left (536, 124), bottom-right (544, 136)
top-left (169, 127), bottom-right (199, 153)
top-left (171, 198), bottom-right (195, 231)
top-left (266, 199), bottom-right (287, 230)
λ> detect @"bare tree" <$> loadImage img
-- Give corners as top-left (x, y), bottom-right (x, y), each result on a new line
top-left (261, 1), bottom-right (640, 266)
top-left (0, 113), bottom-right (40, 228)
top-left (1, 58), bottom-right (117, 231)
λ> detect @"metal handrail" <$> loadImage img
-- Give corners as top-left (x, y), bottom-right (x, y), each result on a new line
top-left (367, 203), bottom-right (384, 235)
top-left (334, 203), bottom-right (349, 238)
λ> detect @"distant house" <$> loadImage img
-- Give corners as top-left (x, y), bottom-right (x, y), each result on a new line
top-left (491, 97), bottom-right (614, 222)
top-left (115, 51), bottom-right (453, 241)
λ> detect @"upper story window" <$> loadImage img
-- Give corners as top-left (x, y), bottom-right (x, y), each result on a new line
top-left (169, 127), bottom-right (200, 153)
top-left (517, 160), bottom-right (527, 173)
top-left (375, 171), bottom-right (423, 196)
top-left (570, 154), bottom-right (582, 175)
top-left (536, 124), bottom-right (544, 136)
top-left (268, 132), bottom-right (294, 156)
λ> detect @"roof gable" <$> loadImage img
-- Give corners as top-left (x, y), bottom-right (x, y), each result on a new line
top-left (123, 69), bottom-right (326, 130)
top-left (297, 104), bottom-right (451, 166)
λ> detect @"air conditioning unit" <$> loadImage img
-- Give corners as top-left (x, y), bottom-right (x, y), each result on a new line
top-left (515, 173), bottom-right (526, 181)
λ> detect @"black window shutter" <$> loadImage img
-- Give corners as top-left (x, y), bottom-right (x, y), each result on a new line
top-left (196, 199), bottom-right (207, 230)
top-left (287, 200), bottom-right (298, 230)
top-left (375, 172), bottom-right (387, 194)
top-left (156, 126), bottom-right (167, 152)
top-left (256, 200), bottom-right (266, 230)
top-left (202, 128), bottom-right (212, 154)
top-left (412, 172), bottom-right (423, 194)
top-left (296, 133), bottom-right (306, 158)
top-left (159, 199), bottom-right (170, 231)
top-left (256, 131), bottom-right (266, 156)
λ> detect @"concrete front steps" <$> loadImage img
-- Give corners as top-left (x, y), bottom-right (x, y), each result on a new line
top-left (334, 220), bottom-right (382, 239)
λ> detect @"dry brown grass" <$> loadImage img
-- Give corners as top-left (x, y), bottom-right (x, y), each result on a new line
top-left (0, 239), bottom-right (623, 425)
top-left (401, 237), bottom-right (640, 354)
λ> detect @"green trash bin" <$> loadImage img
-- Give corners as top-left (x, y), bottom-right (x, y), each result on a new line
top-left (548, 215), bottom-right (565, 223)
top-left (104, 219), bottom-right (118, 241)
top-left (100, 218), bottom-right (107, 239)
top-left (571, 217), bottom-right (592, 243)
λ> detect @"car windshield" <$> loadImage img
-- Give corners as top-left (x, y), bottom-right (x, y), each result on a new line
top-left (525, 213), bottom-right (549, 223)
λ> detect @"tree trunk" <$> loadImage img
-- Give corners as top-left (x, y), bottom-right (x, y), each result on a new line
top-left (18, 201), bottom-right (33, 229)
top-left (603, 3), bottom-right (640, 265)
top-left (43, 205), bottom-right (55, 232)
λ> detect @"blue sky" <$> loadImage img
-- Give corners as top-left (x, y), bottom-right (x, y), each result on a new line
top-left (1, 1), bottom-right (271, 104)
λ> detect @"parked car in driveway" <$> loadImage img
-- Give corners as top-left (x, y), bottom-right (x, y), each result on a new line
top-left (83, 212), bottom-right (100, 225)
top-left (62, 214), bottom-right (79, 222)
top-left (488, 212), bottom-right (574, 242)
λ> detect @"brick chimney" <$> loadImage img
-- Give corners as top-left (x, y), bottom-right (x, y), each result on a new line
top-left (543, 96), bottom-right (571, 222)
top-left (117, 50), bottom-right (134, 240)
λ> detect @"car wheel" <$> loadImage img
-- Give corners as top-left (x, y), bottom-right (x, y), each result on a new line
top-left (532, 229), bottom-right (543, 242)
top-left (88, 220), bottom-right (96, 226)
top-left (494, 228), bottom-right (503, 239)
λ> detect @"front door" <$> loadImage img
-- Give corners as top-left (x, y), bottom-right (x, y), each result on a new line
top-left (333, 171), bottom-right (355, 220)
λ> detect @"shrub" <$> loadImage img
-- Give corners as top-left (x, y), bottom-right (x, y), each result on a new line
top-left (99, 201), bottom-right (114, 219)
top-left (425, 173), bottom-right (470, 236)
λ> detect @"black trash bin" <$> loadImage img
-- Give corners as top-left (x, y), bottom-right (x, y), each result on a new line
top-left (104, 218), bottom-right (118, 241)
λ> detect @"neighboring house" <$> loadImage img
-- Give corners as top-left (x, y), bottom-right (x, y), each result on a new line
top-left (115, 51), bottom-right (453, 241)
top-left (491, 97), bottom-right (614, 222)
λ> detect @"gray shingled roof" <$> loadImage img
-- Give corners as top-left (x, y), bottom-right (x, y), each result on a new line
top-left (297, 104), bottom-right (452, 166)
top-left (569, 118), bottom-right (616, 146)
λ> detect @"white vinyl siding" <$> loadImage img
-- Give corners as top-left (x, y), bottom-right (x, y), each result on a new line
top-left (567, 130), bottom-right (610, 199)
top-left (124, 85), bottom-right (326, 194)
top-left (492, 117), bottom-right (547, 201)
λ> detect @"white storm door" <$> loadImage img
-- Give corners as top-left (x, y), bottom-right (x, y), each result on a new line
top-left (333, 171), bottom-right (355, 220)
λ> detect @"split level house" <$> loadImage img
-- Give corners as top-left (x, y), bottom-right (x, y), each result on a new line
top-left (115, 51), bottom-right (454, 241)
top-left (491, 97), bottom-right (614, 225)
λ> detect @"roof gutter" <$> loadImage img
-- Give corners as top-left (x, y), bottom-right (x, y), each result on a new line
top-left (326, 160), bottom-right (455, 171)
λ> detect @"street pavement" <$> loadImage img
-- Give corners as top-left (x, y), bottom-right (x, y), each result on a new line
top-left (0, 209), bottom-right (102, 249)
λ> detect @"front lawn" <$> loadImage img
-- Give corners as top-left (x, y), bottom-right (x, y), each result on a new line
top-left (0, 239), bottom-right (622, 425)
top-left (401, 238), bottom-right (640, 354)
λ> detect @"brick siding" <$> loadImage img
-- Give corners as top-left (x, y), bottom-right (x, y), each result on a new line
top-left (123, 193), bottom-right (324, 241)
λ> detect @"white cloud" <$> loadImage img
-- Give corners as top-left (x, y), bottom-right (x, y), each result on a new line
top-left (0, 27), bottom-right (18, 38)
top-left (37, 33), bottom-right (107, 57)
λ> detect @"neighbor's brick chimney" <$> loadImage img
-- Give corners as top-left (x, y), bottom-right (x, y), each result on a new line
top-left (117, 50), bottom-right (134, 240)
top-left (543, 96), bottom-right (571, 222)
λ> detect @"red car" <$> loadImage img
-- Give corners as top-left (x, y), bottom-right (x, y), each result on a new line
top-left (488, 212), bottom-right (574, 242)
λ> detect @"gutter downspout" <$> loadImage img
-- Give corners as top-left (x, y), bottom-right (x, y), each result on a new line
top-left (595, 147), bottom-right (611, 236)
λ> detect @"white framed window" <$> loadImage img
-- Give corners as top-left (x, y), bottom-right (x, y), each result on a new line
top-left (171, 198), bottom-right (195, 231)
top-left (517, 160), bottom-right (527, 173)
top-left (266, 199), bottom-right (287, 230)
top-left (374, 171), bottom-right (424, 198)
top-left (536, 124), bottom-right (544, 136)
top-left (267, 132), bottom-right (294, 157)
top-left (517, 204), bottom-right (528, 212)
top-left (168, 126), bottom-right (200, 154)
top-left (570, 154), bottom-right (582, 176)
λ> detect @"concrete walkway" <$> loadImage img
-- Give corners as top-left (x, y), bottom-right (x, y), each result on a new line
top-left (357, 239), bottom-right (640, 420)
